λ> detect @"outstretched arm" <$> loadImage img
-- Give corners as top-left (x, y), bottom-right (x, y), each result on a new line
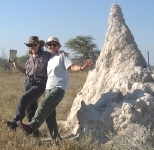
top-left (13, 59), bottom-right (26, 74)
top-left (69, 59), bottom-right (93, 71)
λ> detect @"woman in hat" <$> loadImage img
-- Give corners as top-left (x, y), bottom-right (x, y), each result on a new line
top-left (5, 36), bottom-right (59, 137)
top-left (17, 36), bottom-right (93, 141)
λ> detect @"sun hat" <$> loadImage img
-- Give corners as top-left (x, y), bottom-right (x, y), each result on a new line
top-left (24, 36), bottom-right (45, 47)
top-left (45, 36), bottom-right (61, 47)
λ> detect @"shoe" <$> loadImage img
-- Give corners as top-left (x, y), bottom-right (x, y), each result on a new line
top-left (53, 134), bottom-right (62, 145)
top-left (53, 133), bottom-right (63, 141)
top-left (32, 129), bottom-right (40, 137)
top-left (53, 130), bottom-right (62, 141)
top-left (56, 133), bottom-right (62, 141)
top-left (17, 121), bottom-right (33, 136)
top-left (5, 120), bottom-right (18, 131)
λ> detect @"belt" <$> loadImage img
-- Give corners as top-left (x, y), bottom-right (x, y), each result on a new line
top-left (28, 76), bottom-right (47, 79)
top-left (27, 76), bottom-right (47, 86)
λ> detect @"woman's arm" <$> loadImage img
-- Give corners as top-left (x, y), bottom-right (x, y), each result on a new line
top-left (70, 59), bottom-right (93, 72)
top-left (13, 60), bottom-right (26, 74)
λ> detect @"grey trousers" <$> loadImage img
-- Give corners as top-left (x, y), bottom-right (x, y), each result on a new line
top-left (30, 87), bottom-right (65, 138)
top-left (12, 78), bottom-right (45, 123)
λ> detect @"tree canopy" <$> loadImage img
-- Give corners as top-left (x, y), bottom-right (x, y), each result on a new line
top-left (65, 36), bottom-right (100, 59)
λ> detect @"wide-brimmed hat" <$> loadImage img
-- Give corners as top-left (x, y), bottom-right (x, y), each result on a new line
top-left (45, 36), bottom-right (61, 47)
top-left (24, 36), bottom-right (45, 47)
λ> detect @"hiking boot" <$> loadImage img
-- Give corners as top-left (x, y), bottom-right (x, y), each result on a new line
top-left (5, 120), bottom-right (18, 131)
top-left (17, 121), bottom-right (33, 136)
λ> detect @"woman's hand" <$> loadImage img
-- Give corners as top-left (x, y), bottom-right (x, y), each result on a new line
top-left (12, 59), bottom-right (26, 74)
top-left (70, 59), bottom-right (93, 71)
top-left (80, 59), bottom-right (93, 70)
top-left (12, 59), bottom-right (17, 68)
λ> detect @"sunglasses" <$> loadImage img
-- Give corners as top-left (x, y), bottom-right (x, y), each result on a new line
top-left (48, 44), bottom-right (58, 47)
top-left (27, 44), bottom-right (38, 47)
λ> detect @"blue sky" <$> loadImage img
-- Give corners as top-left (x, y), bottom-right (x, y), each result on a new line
top-left (1, 0), bottom-right (154, 65)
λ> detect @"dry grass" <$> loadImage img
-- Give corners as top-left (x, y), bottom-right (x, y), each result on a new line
top-left (1, 70), bottom-right (154, 150)
top-left (0, 70), bottom-right (98, 150)
top-left (102, 123), bottom-right (154, 150)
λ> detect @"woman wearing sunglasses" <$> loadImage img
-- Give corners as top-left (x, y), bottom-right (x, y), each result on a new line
top-left (17, 36), bottom-right (93, 142)
top-left (5, 36), bottom-right (57, 137)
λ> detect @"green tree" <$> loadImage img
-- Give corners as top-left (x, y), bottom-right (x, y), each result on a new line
top-left (65, 36), bottom-right (100, 61)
